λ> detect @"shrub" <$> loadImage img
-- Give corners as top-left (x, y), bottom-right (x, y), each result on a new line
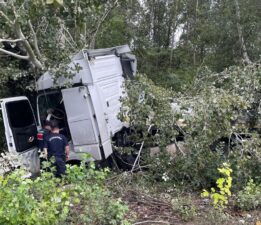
top-left (236, 179), bottom-right (261, 211)
top-left (119, 64), bottom-right (261, 192)
top-left (0, 169), bottom-right (71, 225)
top-left (199, 208), bottom-right (231, 225)
top-left (201, 163), bottom-right (233, 209)
top-left (0, 160), bottom-right (130, 225)
top-left (171, 195), bottom-right (197, 221)
top-left (148, 149), bottom-right (224, 189)
top-left (64, 162), bottom-right (130, 225)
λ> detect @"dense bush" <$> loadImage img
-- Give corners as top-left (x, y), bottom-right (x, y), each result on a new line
top-left (120, 74), bottom-right (178, 147)
top-left (0, 161), bottom-right (129, 225)
top-left (120, 64), bottom-right (261, 191)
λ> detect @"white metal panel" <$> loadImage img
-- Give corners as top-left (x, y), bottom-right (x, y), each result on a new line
top-left (88, 85), bottom-right (113, 157)
top-left (102, 139), bottom-right (113, 159)
top-left (89, 55), bottom-right (123, 82)
top-left (69, 120), bottom-right (97, 145)
top-left (87, 85), bottom-right (110, 141)
top-left (97, 76), bottom-right (125, 135)
top-left (62, 87), bottom-right (103, 159)
top-left (36, 45), bottom-right (135, 91)
top-left (73, 144), bottom-right (101, 160)
top-left (88, 54), bottom-right (125, 136)
top-left (37, 57), bottom-right (93, 90)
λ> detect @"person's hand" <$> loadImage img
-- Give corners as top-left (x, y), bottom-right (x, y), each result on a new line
top-left (40, 149), bottom-right (48, 159)
top-left (66, 154), bottom-right (69, 161)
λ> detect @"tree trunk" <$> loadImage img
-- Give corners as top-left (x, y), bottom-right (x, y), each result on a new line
top-left (193, 0), bottom-right (199, 66)
top-left (234, 0), bottom-right (252, 64)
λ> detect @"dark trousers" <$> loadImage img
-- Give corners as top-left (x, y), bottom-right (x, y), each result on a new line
top-left (54, 156), bottom-right (66, 178)
top-left (46, 155), bottom-right (66, 178)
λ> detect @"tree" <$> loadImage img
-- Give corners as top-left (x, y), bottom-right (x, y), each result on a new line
top-left (0, 0), bottom-right (118, 83)
top-left (234, 0), bottom-right (252, 64)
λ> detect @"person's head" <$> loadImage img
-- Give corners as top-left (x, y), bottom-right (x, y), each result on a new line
top-left (43, 120), bottom-right (51, 131)
top-left (50, 120), bottom-right (60, 133)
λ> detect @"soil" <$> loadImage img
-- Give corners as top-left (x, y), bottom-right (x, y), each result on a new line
top-left (108, 174), bottom-right (261, 225)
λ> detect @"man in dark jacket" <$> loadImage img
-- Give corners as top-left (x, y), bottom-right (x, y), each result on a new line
top-left (38, 120), bottom-right (51, 163)
top-left (43, 120), bottom-right (69, 177)
top-left (38, 120), bottom-right (51, 150)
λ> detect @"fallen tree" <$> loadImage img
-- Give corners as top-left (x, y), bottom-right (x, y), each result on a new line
top-left (119, 63), bottom-right (261, 190)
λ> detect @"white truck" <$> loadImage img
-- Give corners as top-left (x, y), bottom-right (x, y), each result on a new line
top-left (0, 45), bottom-right (137, 174)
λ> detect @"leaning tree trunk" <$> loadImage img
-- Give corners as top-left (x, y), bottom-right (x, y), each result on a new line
top-left (234, 0), bottom-right (252, 65)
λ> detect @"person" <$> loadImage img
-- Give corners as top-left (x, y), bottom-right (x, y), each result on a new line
top-left (43, 120), bottom-right (69, 177)
top-left (38, 120), bottom-right (51, 149)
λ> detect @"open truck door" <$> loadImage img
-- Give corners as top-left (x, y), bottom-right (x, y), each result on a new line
top-left (62, 86), bottom-right (112, 161)
top-left (0, 97), bottom-right (40, 174)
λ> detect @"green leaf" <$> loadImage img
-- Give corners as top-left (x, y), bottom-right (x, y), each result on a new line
top-left (55, 0), bottom-right (63, 5)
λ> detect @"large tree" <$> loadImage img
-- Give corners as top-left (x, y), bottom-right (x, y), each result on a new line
top-left (0, 0), bottom-right (117, 82)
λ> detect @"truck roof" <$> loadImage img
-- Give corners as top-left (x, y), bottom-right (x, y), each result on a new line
top-left (36, 45), bottom-right (135, 91)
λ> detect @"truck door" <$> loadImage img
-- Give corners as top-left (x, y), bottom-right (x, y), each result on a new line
top-left (0, 97), bottom-right (38, 153)
top-left (62, 86), bottom-right (107, 160)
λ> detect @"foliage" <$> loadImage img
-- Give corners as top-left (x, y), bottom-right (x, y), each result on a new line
top-left (171, 195), bottom-right (197, 221)
top-left (199, 208), bottom-right (231, 225)
top-left (236, 179), bottom-right (261, 211)
top-left (120, 64), bottom-right (261, 193)
top-left (136, 48), bottom-right (195, 91)
top-left (155, 149), bottom-right (226, 189)
top-left (119, 74), bottom-right (178, 147)
top-left (201, 163), bottom-right (233, 209)
top-left (0, 169), bottom-right (71, 225)
top-left (172, 64), bottom-right (261, 190)
top-left (0, 0), bottom-right (116, 91)
top-left (0, 152), bottom-right (23, 175)
top-left (0, 160), bottom-right (129, 225)
top-left (182, 64), bottom-right (261, 150)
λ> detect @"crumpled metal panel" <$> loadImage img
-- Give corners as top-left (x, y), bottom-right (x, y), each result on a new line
top-left (20, 148), bottom-right (40, 174)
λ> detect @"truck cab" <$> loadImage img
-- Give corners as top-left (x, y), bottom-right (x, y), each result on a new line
top-left (0, 45), bottom-right (136, 174)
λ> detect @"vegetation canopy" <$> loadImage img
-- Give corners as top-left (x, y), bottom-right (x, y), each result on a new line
top-left (0, 0), bottom-right (260, 224)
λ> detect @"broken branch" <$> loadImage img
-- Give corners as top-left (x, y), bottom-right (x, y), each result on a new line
top-left (133, 221), bottom-right (170, 225)
top-left (0, 48), bottom-right (29, 60)
top-left (0, 38), bottom-right (25, 43)
top-left (131, 141), bottom-right (144, 173)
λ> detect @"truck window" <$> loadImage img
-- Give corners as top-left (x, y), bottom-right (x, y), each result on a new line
top-left (38, 92), bottom-right (63, 125)
top-left (38, 92), bottom-right (71, 140)
top-left (6, 100), bottom-right (35, 128)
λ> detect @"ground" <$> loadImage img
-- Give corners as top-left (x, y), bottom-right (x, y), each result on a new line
top-left (107, 172), bottom-right (261, 225)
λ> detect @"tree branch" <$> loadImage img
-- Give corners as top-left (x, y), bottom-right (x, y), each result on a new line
top-left (0, 38), bottom-right (25, 43)
top-left (13, 22), bottom-right (43, 69)
top-left (89, 0), bottom-right (119, 48)
top-left (131, 141), bottom-right (144, 173)
top-left (0, 10), bottom-right (14, 25)
top-left (28, 20), bottom-right (42, 60)
top-left (133, 221), bottom-right (170, 225)
top-left (0, 3), bottom-right (43, 70)
top-left (0, 47), bottom-right (29, 60)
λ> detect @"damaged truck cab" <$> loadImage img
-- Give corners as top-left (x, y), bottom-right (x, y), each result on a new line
top-left (0, 45), bottom-right (136, 174)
